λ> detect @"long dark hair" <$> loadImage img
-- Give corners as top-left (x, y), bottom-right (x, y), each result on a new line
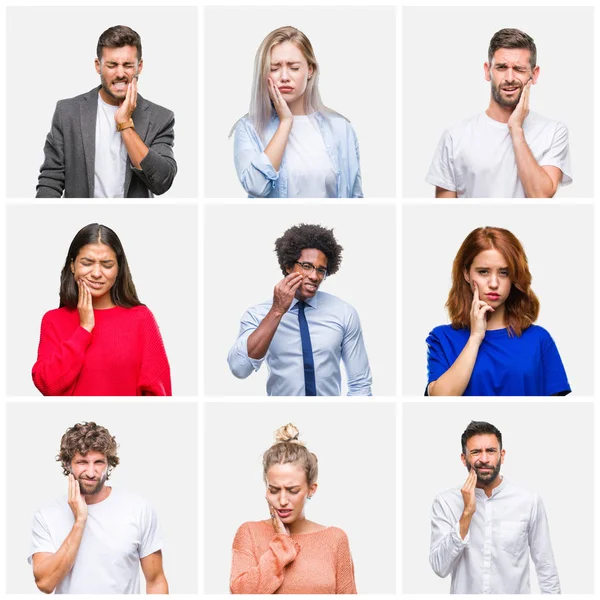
top-left (59, 224), bottom-right (142, 309)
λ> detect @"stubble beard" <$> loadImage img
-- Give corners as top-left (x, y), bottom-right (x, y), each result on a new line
top-left (490, 80), bottom-right (523, 109)
top-left (78, 472), bottom-right (107, 495)
top-left (468, 460), bottom-right (501, 485)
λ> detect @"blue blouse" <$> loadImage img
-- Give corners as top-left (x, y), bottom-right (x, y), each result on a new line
top-left (426, 324), bottom-right (571, 396)
top-left (233, 111), bottom-right (363, 198)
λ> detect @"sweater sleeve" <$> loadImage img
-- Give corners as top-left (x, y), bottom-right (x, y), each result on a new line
top-left (31, 312), bottom-right (92, 396)
top-left (335, 530), bottom-right (357, 594)
top-left (136, 308), bottom-right (172, 396)
top-left (230, 524), bottom-right (300, 594)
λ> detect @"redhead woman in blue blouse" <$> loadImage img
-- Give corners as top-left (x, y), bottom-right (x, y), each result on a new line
top-left (426, 227), bottom-right (570, 396)
top-left (232, 26), bottom-right (362, 198)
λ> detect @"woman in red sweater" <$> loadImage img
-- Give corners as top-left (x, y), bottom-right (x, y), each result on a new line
top-left (32, 223), bottom-right (171, 396)
top-left (230, 424), bottom-right (356, 594)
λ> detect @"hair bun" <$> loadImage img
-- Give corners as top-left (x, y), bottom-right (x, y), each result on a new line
top-left (274, 423), bottom-right (303, 445)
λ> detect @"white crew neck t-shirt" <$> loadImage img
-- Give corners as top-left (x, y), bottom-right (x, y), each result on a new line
top-left (426, 111), bottom-right (572, 198)
top-left (29, 487), bottom-right (163, 594)
top-left (286, 114), bottom-right (336, 198)
top-left (94, 94), bottom-right (128, 198)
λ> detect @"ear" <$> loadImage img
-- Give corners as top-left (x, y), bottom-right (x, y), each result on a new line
top-left (137, 58), bottom-right (144, 76)
top-left (94, 57), bottom-right (101, 75)
top-left (70, 259), bottom-right (75, 275)
top-left (463, 266), bottom-right (470, 284)
top-left (531, 65), bottom-right (540, 85)
top-left (308, 64), bottom-right (314, 79)
top-left (308, 482), bottom-right (318, 498)
top-left (483, 61), bottom-right (492, 82)
top-left (500, 448), bottom-right (506, 465)
top-left (460, 453), bottom-right (467, 467)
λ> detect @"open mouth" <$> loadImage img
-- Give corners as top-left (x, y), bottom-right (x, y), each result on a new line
top-left (277, 509), bottom-right (293, 518)
top-left (85, 281), bottom-right (105, 289)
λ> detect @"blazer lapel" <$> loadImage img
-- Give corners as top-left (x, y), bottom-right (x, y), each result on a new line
top-left (124, 94), bottom-right (150, 195)
top-left (79, 87), bottom-right (99, 196)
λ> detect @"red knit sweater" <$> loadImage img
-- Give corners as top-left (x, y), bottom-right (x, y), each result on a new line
top-left (32, 306), bottom-right (171, 396)
top-left (230, 520), bottom-right (357, 594)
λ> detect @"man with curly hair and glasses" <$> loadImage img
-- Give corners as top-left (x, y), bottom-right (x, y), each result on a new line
top-left (28, 422), bottom-right (168, 594)
top-left (228, 223), bottom-right (372, 396)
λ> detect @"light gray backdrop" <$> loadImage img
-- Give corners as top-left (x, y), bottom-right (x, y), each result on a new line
top-left (6, 401), bottom-right (198, 593)
top-left (7, 6), bottom-right (198, 198)
top-left (204, 6), bottom-right (396, 198)
top-left (205, 203), bottom-right (396, 396)
top-left (402, 203), bottom-right (594, 396)
top-left (6, 204), bottom-right (198, 396)
top-left (402, 6), bottom-right (594, 198)
top-left (204, 401), bottom-right (396, 593)
top-left (402, 401), bottom-right (594, 593)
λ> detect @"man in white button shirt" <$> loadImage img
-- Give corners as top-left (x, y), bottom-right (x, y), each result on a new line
top-left (427, 28), bottom-right (572, 198)
top-left (429, 420), bottom-right (560, 594)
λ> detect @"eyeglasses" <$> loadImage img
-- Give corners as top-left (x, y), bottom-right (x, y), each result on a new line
top-left (295, 261), bottom-right (328, 279)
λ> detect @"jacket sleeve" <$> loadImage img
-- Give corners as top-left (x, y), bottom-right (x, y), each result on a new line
top-left (36, 102), bottom-right (66, 198)
top-left (230, 524), bottom-right (300, 594)
top-left (529, 494), bottom-right (561, 593)
top-left (429, 495), bottom-right (469, 578)
top-left (227, 309), bottom-right (265, 379)
top-left (233, 119), bottom-right (279, 197)
top-left (335, 531), bottom-right (357, 594)
top-left (341, 305), bottom-right (372, 396)
top-left (137, 308), bottom-right (172, 396)
top-left (132, 110), bottom-right (177, 195)
top-left (31, 313), bottom-right (92, 395)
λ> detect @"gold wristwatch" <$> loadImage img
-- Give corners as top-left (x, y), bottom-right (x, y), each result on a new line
top-left (116, 119), bottom-right (135, 132)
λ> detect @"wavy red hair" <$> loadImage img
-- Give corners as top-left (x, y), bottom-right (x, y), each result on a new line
top-left (446, 227), bottom-right (539, 336)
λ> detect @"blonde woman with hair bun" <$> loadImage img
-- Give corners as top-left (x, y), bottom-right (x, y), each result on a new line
top-left (232, 26), bottom-right (363, 199)
top-left (230, 424), bottom-right (357, 594)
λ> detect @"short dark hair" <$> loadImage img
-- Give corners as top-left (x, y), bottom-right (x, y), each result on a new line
top-left (488, 28), bottom-right (536, 70)
top-left (56, 422), bottom-right (120, 477)
top-left (97, 25), bottom-right (142, 62)
top-left (59, 223), bottom-right (142, 310)
top-left (461, 421), bottom-right (503, 455)
top-left (275, 223), bottom-right (343, 276)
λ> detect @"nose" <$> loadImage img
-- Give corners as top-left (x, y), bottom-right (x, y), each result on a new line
top-left (90, 263), bottom-right (102, 279)
top-left (307, 268), bottom-right (319, 282)
top-left (280, 67), bottom-right (291, 83)
top-left (279, 491), bottom-right (289, 507)
top-left (488, 273), bottom-right (499, 289)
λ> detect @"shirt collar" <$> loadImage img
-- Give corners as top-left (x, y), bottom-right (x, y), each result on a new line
top-left (474, 476), bottom-right (506, 499)
top-left (291, 293), bottom-right (319, 311)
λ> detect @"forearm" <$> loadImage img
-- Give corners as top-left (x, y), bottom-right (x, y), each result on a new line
top-left (458, 510), bottom-right (473, 540)
top-left (435, 186), bottom-right (458, 198)
top-left (120, 127), bottom-right (149, 170)
top-left (511, 128), bottom-right (556, 198)
top-left (34, 520), bottom-right (85, 593)
top-left (428, 337), bottom-right (480, 396)
top-left (264, 120), bottom-right (292, 171)
top-left (146, 574), bottom-right (169, 594)
top-left (247, 308), bottom-right (285, 360)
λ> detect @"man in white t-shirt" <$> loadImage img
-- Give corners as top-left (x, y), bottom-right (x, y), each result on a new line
top-left (36, 26), bottom-right (177, 198)
top-left (427, 28), bottom-right (572, 198)
top-left (28, 422), bottom-right (168, 594)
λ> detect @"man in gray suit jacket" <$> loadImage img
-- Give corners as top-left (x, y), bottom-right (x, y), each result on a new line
top-left (36, 25), bottom-right (177, 198)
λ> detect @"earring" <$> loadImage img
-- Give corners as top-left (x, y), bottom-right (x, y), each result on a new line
top-left (308, 496), bottom-right (312, 500)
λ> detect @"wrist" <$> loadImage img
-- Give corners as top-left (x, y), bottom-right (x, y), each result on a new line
top-left (467, 334), bottom-right (483, 347)
top-left (81, 324), bottom-right (94, 333)
top-left (116, 118), bottom-right (134, 131)
top-left (269, 306), bottom-right (287, 320)
top-left (509, 124), bottom-right (524, 138)
top-left (74, 516), bottom-right (87, 526)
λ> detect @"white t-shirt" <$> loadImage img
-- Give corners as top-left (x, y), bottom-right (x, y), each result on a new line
top-left (426, 111), bottom-right (572, 198)
top-left (286, 114), bottom-right (337, 198)
top-left (29, 487), bottom-right (163, 594)
top-left (94, 94), bottom-right (128, 198)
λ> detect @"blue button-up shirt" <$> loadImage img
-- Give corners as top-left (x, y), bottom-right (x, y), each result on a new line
top-left (227, 291), bottom-right (372, 396)
top-left (233, 112), bottom-right (363, 198)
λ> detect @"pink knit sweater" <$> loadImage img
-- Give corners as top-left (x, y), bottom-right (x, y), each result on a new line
top-left (230, 520), bottom-right (357, 594)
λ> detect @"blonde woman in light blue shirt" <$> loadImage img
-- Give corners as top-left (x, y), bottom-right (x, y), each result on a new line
top-left (232, 26), bottom-right (363, 198)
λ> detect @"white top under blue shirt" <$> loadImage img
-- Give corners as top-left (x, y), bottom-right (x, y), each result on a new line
top-left (228, 291), bottom-right (372, 396)
top-left (233, 111), bottom-right (363, 198)
top-left (426, 324), bottom-right (570, 396)
top-left (430, 478), bottom-right (560, 594)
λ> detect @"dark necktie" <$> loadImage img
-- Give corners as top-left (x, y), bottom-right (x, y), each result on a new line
top-left (297, 301), bottom-right (317, 396)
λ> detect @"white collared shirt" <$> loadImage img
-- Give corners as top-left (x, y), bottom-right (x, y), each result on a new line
top-left (430, 478), bottom-right (560, 594)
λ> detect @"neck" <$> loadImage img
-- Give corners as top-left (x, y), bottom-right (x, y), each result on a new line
top-left (287, 513), bottom-right (308, 534)
top-left (486, 97), bottom-right (515, 124)
top-left (92, 294), bottom-right (116, 310)
top-left (99, 87), bottom-right (120, 107)
top-left (477, 475), bottom-right (503, 498)
top-left (288, 95), bottom-right (307, 116)
top-left (486, 304), bottom-right (506, 330)
top-left (84, 484), bottom-right (111, 505)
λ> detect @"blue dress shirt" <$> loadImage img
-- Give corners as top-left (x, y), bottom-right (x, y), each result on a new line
top-left (228, 292), bottom-right (372, 396)
top-left (426, 324), bottom-right (570, 396)
top-left (233, 111), bottom-right (363, 198)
